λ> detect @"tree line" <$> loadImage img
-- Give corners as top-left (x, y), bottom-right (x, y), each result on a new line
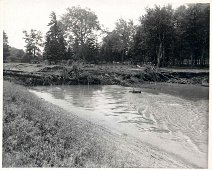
top-left (3, 3), bottom-right (209, 67)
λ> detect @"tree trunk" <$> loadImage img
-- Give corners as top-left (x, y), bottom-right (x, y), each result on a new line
top-left (121, 50), bottom-right (125, 63)
top-left (157, 43), bottom-right (162, 67)
top-left (33, 49), bottom-right (35, 60)
top-left (194, 56), bottom-right (197, 66)
top-left (81, 39), bottom-right (85, 61)
top-left (179, 51), bottom-right (182, 66)
top-left (190, 54), bottom-right (193, 67)
top-left (162, 47), bottom-right (165, 67)
top-left (200, 48), bottom-right (205, 66)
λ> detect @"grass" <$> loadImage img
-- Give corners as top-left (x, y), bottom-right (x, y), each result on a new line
top-left (3, 81), bottom-right (141, 168)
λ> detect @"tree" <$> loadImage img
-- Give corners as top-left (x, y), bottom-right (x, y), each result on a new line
top-left (23, 29), bottom-right (43, 61)
top-left (138, 5), bottom-right (175, 67)
top-left (173, 4), bottom-right (209, 67)
top-left (61, 6), bottom-right (101, 61)
top-left (84, 36), bottom-right (99, 63)
top-left (100, 19), bottom-right (136, 63)
top-left (183, 4), bottom-right (209, 66)
top-left (3, 31), bottom-right (10, 62)
top-left (173, 5), bottom-right (189, 65)
top-left (132, 25), bottom-right (148, 64)
top-left (43, 12), bottom-right (66, 63)
top-left (100, 31), bottom-right (122, 62)
top-left (8, 47), bottom-right (25, 62)
top-left (113, 19), bottom-right (136, 63)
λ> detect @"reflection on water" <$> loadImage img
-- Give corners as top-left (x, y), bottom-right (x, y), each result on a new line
top-left (30, 84), bottom-right (209, 168)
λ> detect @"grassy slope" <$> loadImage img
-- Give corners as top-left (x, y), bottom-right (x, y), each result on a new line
top-left (3, 81), bottom-right (144, 168)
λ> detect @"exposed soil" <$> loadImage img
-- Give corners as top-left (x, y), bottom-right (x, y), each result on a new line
top-left (3, 63), bottom-right (209, 87)
top-left (3, 63), bottom-right (209, 168)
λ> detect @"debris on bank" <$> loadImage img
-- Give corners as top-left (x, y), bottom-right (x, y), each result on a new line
top-left (3, 63), bottom-right (209, 87)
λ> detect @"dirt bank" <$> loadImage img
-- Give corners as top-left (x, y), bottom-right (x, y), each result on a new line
top-left (3, 81), bottom-right (193, 168)
top-left (3, 63), bottom-right (209, 86)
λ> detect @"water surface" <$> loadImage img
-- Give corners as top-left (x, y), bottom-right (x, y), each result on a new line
top-left (30, 84), bottom-right (209, 168)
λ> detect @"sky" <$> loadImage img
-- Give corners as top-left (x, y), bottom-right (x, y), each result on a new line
top-left (1, 0), bottom-right (210, 50)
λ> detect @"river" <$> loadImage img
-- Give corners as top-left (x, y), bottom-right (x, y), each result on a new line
top-left (29, 83), bottom-right (209, 168)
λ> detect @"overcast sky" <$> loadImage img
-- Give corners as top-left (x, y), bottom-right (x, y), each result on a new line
top-left (1, 0), bottom-right (209, 50)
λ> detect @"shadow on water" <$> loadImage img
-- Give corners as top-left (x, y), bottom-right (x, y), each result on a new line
top-left (140, 83), bottom-right (209, 101)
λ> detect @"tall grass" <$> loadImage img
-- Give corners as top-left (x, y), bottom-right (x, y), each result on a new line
top-left (3, 81), bottom-right (140, 167)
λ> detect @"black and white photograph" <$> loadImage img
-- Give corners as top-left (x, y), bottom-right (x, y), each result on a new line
top-left (1, 0), bottom-right (210, 168)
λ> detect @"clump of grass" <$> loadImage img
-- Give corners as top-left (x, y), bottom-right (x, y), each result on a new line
top-left (3, 81), bottom-right (141, 168)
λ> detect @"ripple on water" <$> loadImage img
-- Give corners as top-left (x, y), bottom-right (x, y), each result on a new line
top-left (31, 85), bottom-right (208, 168)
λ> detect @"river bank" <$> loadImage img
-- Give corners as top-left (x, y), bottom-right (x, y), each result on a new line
top-left (29, 83), bottom-right (208, 168)
top-left (3, 81), bottom-right (193, 168)
top-left (3, 63), bottom-right (209, 87)
top-left (3, 63), bottom-right (209, 168)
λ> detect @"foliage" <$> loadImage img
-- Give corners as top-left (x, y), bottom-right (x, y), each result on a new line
top-left (43, 12), bottom-right (67, 63)
top-left (100, 3), bottom-right (209, 67)
top-left (137, 5), bottom-right (175, 67)
top-left (100, 31), bottom-right (121, 62)
top-left (181, 4), bottom-right (209, 66)
top-left (8, 47), bottom-right (25, 62)
top-left (3, 31), bottom-right (10, 62)
top-left (61, 6), bottom-right (100, 61)
top-left (113, 19), bottom-right (136, 62)
top-left (23, 29), bottom-right (43, 61)
top-left (17, 4), bottom-right (209, 67)
top-left (83, 36), bottom-right (99, 63)
top-left (100, 19), bottom-right (136, 63)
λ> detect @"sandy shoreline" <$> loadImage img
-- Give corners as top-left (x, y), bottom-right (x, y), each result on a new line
top-left (45, 101), bottom-right (193, 168)
top-left (30, 86), bottom-right (208, 168)
top-left (3, 80), bottom-right (208, 168)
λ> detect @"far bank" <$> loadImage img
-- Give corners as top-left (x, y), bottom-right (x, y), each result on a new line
top-left (3, 63), bottom-right (209, 87)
